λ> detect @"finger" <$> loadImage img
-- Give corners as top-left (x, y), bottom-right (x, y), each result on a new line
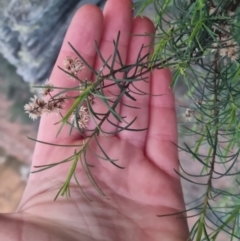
top-left (146, 69), bottom-right (179, 176)
top-left (86, 0), bottom-right (133, 135)
top-left (117, 17), bottom-right (154, 148)
top-left (36, 5), bottom-right (103, 143)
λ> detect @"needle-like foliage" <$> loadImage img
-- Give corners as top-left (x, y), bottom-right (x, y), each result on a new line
top-left (135, 0), bottom-right (240, 240)
top-left (26, 32), bottom-right (160, 201)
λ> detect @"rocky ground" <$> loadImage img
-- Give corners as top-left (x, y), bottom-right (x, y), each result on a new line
top-left (0, 0), bottom-right (106, 83)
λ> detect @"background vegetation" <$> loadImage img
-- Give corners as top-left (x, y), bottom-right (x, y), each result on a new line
top-left (134, 0), bottom-right (240, 240)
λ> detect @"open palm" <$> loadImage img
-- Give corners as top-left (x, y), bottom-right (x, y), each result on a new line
top-left (1, 1), bottom-right (189, 240)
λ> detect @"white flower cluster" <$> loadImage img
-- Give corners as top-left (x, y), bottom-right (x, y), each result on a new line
top-left (63, 56), bottom-right (85, 78)
top-left (24, 57), bottom-right (90, 130)
top-left (24, 93), bottom-right (66, 120)
top-left (185, 108), bottom-right (195, 121)
top-left (70, 106), bottom-right (90, 129)
top-left (219, 38), bottom-right (239, 61)
top-left (210, 7), bottom-right (239, 61)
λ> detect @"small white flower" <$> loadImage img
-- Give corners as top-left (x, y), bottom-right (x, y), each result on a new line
top-left (220, 48), bottom-right (228, 57)
top-left (63, 56), bottom-right (84, 78)
top-left (184, 108), bottom-right (195, 121)
top-left (70, 106), bottom-right (90, 129)
top-left (41, 79), bottom-right (54, 96)
top-left (24, 95), bottom-right (47, 120)
top-left (229, 51), bottom-right (238, 62)
top-left (24, 103), bottom-right (40, 120)
top-left (218, 38), bottom-right (239, 61)
top-left (44, 94), bottom-right (67, 113)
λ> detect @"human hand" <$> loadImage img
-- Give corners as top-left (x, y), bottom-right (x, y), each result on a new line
top-left (1, 0), bottom-right (189, 240)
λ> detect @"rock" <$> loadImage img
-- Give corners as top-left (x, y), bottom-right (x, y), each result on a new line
top-left (0, 0), bottom-right (106, 83)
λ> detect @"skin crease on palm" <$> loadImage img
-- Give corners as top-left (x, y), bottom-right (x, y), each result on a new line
top-left (0, 0), bottom-right (190, 240)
